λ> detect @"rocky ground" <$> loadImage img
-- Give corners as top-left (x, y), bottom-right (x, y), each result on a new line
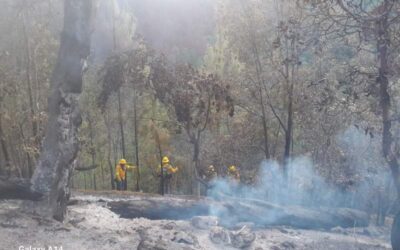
top-left (0, 191), bottom-right (393, 250)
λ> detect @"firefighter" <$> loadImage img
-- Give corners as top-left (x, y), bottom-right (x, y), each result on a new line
top-left (205, 165), bottom-right (218, 183)
top-left (114, 159), bottom-right (136, 191)
top-left (157, 156), bottom-right (178, 194)
top-left (203, 165), bottom-right (218, 191)
top-left (227, 165), bottom-right (240, 182)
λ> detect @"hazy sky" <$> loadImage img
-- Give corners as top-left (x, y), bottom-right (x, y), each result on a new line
top-left (91, 0), bottom-right (216, 64)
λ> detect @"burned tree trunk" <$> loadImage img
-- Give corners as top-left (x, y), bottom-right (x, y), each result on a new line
top-left (117, 89), bottom-right (127, 190)
top-left (190, 132), bottom-right (202, 196)
top-left (374, 7), bottom-right (400, 250)
top-left (393, 211), bottom-right (400, 250)
top-left (376, 9), bottom-right (400, 201)
top-left (283, 85), bottom-right (293, 180)
top-left (133, 90), bottom-right (140, 191)
top-left (30, 0), bottom-right (93, 221)
top-left (104, 113), bottom-right (116, 190)
top-left (0, 111), bottom-right (11, 175)
top-left (153, 126), bottom-right (165, 195)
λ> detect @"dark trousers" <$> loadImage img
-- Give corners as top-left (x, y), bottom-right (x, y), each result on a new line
top-left (159, 175), bottom-right (172, 194)
top-left (116, 180), bottom-right (126, 191)
top-left (164, 178), bottom-right (170, 194)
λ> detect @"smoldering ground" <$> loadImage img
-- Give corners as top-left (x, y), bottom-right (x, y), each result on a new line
top-left (206, 126), bottom-right (397, 227)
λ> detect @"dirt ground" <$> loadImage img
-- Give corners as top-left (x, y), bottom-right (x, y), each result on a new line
top-left (0, 191), bottom-right (393, 250)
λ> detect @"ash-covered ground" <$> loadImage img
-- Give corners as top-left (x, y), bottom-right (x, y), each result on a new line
top-left (0, 191), bottom-right (392, 250)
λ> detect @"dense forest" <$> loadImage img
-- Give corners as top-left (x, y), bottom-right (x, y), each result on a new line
top-left (1, 0), bottom-right (400, 249)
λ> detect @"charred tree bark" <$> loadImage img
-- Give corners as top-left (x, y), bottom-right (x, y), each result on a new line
top-left (283, 34), bottom-right (296, 181)
top-left (87, 114), bottom-right (97, 190)
top-left (100, 162), bottom-right (105, 186)
top-left (104, 113), bottom-right (115, 190)
top-left (283, 84), bottom-right (293, 180)
top-left (133, 90), bottom-right (140, 191)
top-left (83, 173), bottom-right (87, 190)
top-left (259, 88), bottom-right (270, 159)
top-left (108, 158), bottom-right (115, 189)
top-left (0, 111), bottom-right (11, 175)
top-left (191, 132), bottom-right (201, 196)
top-left (393, 211), bottom-right (400, 250)
top-left (373, 4), bottom-right (400, 249)
top-left (377, 9), bottom-right (400, 201)
top-left (30, 0), bottom-right (93, 221)
top-left (117, 89), bottom-right (126, 159)
top-left (18, 123), bottom-right (33, 178)
top-left (117, 89), bottom-right (127, 190)
top-left (92, 169), bottom-right (97, 190)
top-left (153, 124), bottom-right (164, 195)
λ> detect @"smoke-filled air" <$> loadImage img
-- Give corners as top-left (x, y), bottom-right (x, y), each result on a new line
top-left (0, 0), bottom-right (400, 249)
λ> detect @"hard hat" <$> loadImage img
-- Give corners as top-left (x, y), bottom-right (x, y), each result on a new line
top-left (162, 156), bottom-right (170, 164)
top-left (208, 165), bottom-right (215, 171)
top-left (119, 159), bottom-right (127, 165)
top-left (228, 165), bottom-right (236, 172)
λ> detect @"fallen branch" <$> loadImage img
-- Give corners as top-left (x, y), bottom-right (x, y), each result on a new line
top-left (75, 164), bottom-right (98, 171)
top-left (0, 177), bottom-right (43, 201)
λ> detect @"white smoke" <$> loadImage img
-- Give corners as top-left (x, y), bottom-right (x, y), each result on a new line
top-left (207, 126), bottom-right (397, 215)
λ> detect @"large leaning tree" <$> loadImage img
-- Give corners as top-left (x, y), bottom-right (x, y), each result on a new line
top-left (27, 0), bottom-right (93, 221)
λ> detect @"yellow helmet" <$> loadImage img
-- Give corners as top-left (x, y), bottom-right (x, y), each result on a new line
top-left (228, 165), bottom-right (236, 172)
top-left (162, 156), bottom-right (170, 164)
top-left (119, 159), bottom-right (127, 165)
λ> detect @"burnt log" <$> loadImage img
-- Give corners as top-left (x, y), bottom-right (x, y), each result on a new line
top-left (103, 194), bottom-right (369, 229)
top-left (75, 165), bottom-right (98, 171)
top-left (109, 197), bottom-right (211, 220)
top-left (0, 177), bottom-right (43, 201)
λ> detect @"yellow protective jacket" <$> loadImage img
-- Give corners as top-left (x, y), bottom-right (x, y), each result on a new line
top-left (115, 164), bottom-right (136, 182)
top-left (157, 163), bottom-right (179, 176)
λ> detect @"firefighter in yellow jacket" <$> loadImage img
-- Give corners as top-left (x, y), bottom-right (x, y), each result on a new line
top-left (157, 156), bottom-right (178, 194)
top-left (227, 165), bottom-right (240, 182)
top-left (204, 165), bottom-right (218, 187)
top-left (115, 159), bottom-right (136, 191)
